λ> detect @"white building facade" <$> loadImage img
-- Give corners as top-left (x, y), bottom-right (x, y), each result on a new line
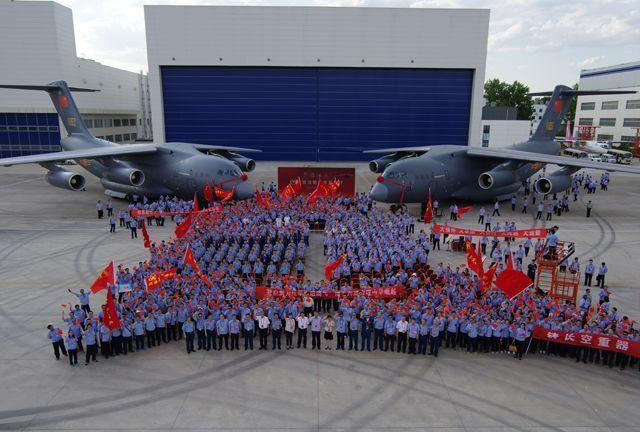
top-left (0, 0), bottom-right (151, 158)
top-left (481, 120), bottom-right (530, 148)
top-left (575, 61), bottom-right (640, 144)
top-left (145, 5), bottom-right (489, 161)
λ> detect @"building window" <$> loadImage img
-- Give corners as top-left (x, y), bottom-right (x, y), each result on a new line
top-left (626, 100), bottom-right (640, 109)
top-left (123, 133), bottom-right (131, 141)
top-left (115, 134), bottom-right (123, 142)
top-left (599, 118), bottom-right (616, 127)
top-left (621, 135), bottom-right (636, 142)
top-left (105, 135), bottom-right (114, 141)
top-left (139, 118), bottom-right (142, 125)
top-left (580, 102), bottom-right (595, 110)
top-left (597, 134), bottom-right (613, 141)
top-left (131, 133), bottom-right (137, 140)
top-left (114, 119), bottom-right (121, 127)
top-left (104, 119), bottom-right (113, 128)
top-left (578, 118), bottom-right (593, 126)
top-left (601, 101), bottom-right (618, 110)
top-left (482, 125), bottom-right (490, 147)
top-left (94, 119), bottom-right (103, 128)
top-left (623, 118), bottom-right (640, 128)
top-left (85, 119), bottom-right (93, 128)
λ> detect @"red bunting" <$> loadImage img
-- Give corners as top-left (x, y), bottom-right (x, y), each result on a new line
top-left (103, 291), bottom-right (121, 330)
top-left (433, 224), bottom-right (547, 238)
top-left (174, 214), bottom-right (192, 239)
top-left (255, 284), bottom-right (406, 300)
top-left (532, 327), bottom-right (640, 358)
top-left (90, 261), bottom-right (114, 294)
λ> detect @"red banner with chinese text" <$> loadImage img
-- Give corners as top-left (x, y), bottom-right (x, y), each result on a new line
top-left (532, 327), bottom-right (639, 358)
top-left (433, 224), bottom-right (547, 239)
top-left (277, 167), bottom-right (355, 196)
top-left (255, 284), bottom-right (406, 300)
top-left (131, 206), bottom-right (221, 218)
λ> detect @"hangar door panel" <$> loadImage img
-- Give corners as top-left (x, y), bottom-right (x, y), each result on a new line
top-left (161, 67), bottom-right (473, 162)
top-left (317, 68), bottom-right (473, 161)
top-left (162, 67), bottom-right (318, 161)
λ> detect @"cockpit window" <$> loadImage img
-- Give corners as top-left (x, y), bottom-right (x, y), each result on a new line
top-left (385, 171), bottom-right (407, 180)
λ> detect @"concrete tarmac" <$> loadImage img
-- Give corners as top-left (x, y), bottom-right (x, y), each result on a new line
top-left (0, 163), bottom-right (639, 432)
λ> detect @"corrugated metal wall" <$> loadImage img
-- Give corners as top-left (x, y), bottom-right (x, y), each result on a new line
top-left (162, 66), bottom-right (473, 161)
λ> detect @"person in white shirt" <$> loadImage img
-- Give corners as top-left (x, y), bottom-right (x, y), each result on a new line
top-left (396, 317), bottom-right (409, 353)
top-left (296, 312), bottom-right (309, 349)
top-left (257, 312), bottom-right (270, 350)
top-left (285, 314), bottom-right (296, 349)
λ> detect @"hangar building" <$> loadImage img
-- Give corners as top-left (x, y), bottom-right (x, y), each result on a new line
top-left (145, 6), bottom-right (489, 161)
top-left (575, 61), bottom-right (640, 144)
top-left (0, 0), bottom-right (152, 158)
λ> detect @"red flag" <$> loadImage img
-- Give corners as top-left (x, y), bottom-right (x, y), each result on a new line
top-left (481, 263), bottom-right (497, 291)
top-left (457, 205), bottom-right (473, 217)
top-left (506, 250), bottom-right (514, 270)
top-left (292, 177), bottom-right (303, 195)
top-left (174, 214), bottom-right (192, 238)
top-left (324, 255), bottom-right (344, 279)
top-left (204, 184), bottom-right (214, 203)
top-left (193, 192), bottom-right (199, 212)
top-left (145, 268), bottom-right (177, 291)
top-left (103, 291), bottom-right (121, 330)
top-left (214, 185), bottom-right (234, 202)
top-left (494, 269), bottom-right (533, 298)
top-left (281, 184), bottom-right (296, 201)
top-left (221, 185), bottom-right (235, 202)
top-left (424, 190), bottom-right (433, 224)
top-left (466, 241), bottom-right (483, 276)
top-left (90, 261), bottom-right (114, 294)
top-left (141, 222), bottom-right (151, 248)
top-left (183, 246), bottom-right (201, 274)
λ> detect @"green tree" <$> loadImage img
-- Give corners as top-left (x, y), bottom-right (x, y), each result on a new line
top-left (564, 83), bottom-right (578, 125)
top-left (484, 79), bottom-right (534, 121)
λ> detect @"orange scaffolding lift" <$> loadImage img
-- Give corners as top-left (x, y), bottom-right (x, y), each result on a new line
top-left (535, 241), bottom-right (579, 304)
top-left (576, 125), bottom-right (599, 141)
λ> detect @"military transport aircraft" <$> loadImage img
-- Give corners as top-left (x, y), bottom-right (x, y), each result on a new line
top-left (367, 85), bottom-right (640, 203)
top-left (0, 81), bottom-right (258, 200)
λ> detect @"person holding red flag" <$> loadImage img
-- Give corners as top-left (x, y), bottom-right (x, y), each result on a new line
top-left (424, 190), bottom-right (433, 224)
top-left (324, 255), bottom-right (344, 280)
top-left (174, 213), bottom-right (192, 238)
top-left (141, 222), bottom-right (151, 248)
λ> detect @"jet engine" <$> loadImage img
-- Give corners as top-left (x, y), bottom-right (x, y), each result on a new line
top-left (45, 169), bottom-right (86, 191)
top-left (478, 170), bottom-right (516, 190)
top-left (534, 175), bottom-right (572, 195)
top-left (369, 154), bottom-right (402, 173)
top-left (227, 152), bottom-right (256, 172)
top-left (103, 167), bottom-right (145, 186)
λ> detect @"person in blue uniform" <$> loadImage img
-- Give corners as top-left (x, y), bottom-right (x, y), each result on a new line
top-left (310, 312), bottom-right (322, 350)
top-left (243, 314), bottom-right (254, 350)
top-left (205, 315), bottom-right (217, 351)
top-left (133, 317), bottom-right (145, 351)
top-left (84, 322), bottom-right (98, 365)
top-left (418, 318), bottom-right (429, 355)
top-left (407, 318), bottom-right (419, 354)
top-left (65, 329), bottom-right (78, 366)
top-left (271, 313), bottom-right (282, 350)
top-left (373, 312), bottom-right (385, 351)
top-left (217, 314), bottom-right (230, 350)
top-left (335, 312), bottom-right (347, 350)
top-left (429, 317), bottom-right (442, 357)
top-left (348, 313), bottom-right (360, 351)
top-left (229, 315), bottom-right (241, 350)
top-left (384, 316), bottom-right (396, 352)
top-left (514, 323), bottom-right (528, 360)
top-left (182, 316), bottom-right (195, 354)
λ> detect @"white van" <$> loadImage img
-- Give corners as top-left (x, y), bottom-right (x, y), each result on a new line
top-left (587, 154), bottom-right (602, 163)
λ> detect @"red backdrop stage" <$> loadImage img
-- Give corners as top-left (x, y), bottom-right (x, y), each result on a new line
top-left (278, 167), bottom-right (356, 196)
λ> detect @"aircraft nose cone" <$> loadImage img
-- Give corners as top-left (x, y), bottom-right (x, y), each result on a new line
top-left (234, 180), bottom-right (254, 201)
top-left (370, 182), bottom-right (389, 202)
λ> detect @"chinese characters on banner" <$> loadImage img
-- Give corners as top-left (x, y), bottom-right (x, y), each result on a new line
top-left (532, 327), bottom-right (639, 358)
top-left (277, 167), bottom-right (355, 196)
top-left (433, 224), bottom-right (547, 239)
top-left (131, 206), bottom-right (221, 218)
top-left (255, 285), bottom-right (406, 300)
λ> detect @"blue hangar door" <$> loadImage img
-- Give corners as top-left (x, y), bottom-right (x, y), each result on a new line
top-left (161, 66), bottom-right (473, 162)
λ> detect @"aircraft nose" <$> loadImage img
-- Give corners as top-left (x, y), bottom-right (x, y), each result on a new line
top-left (369, 182), bottom-right (389, 202)
top-left (234, 180), bottom-right (254, 201)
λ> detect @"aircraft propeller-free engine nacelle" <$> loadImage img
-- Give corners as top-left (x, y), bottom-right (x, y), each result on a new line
top-left (45, 167), bottom-right (86, 191)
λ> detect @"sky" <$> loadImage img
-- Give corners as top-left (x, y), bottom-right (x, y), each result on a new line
top-left (55, 0), bottom-right (640, 91)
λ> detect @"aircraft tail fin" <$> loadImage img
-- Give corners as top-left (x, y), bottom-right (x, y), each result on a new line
top-left (529, 86), bottom-right (635, 142)
top-left (0, 81), bottom-right (97, 138)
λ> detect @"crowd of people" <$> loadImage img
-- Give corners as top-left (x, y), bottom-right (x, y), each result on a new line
top-left (48, 188), bottom-right (638, 373)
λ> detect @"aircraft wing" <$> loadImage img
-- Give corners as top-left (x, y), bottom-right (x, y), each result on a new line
top-left (189, 144), bottom-right (262, 153)
top-left (466, 147), bottom-right (640, 174)
top-left (363, 146), bottom-right (430, 154)
top-left (0, 144), bottom-right (158, 166)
